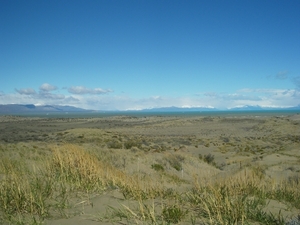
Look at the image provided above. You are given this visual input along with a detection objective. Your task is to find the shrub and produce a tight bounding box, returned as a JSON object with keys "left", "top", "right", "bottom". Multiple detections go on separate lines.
{"left": 162, "top": 204, "right": 187, "bottom": 224}
{"left": 203, "top": 153, "right": 215, "bottom": 164}
{"left": 198, "top": 154, "right": 203, "bottom": 160}
{"left": 151, "top": 164, "right": 164, "bottom": 172}
{"left": 107, "top": 141, "right": 122, "bottom": 149}
{"left": 124, "top": 139, "right": 141, "bottom": 149}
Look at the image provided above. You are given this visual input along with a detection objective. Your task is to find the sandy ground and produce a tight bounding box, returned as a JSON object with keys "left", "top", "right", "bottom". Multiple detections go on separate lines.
{"left": 0, "top": 114, "right": 300, "bottom": 224}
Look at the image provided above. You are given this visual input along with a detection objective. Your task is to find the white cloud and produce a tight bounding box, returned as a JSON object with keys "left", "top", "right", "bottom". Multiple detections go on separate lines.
{"left": 238, "top": 88, "right": 277, "bottom": 93}
{"left": 68, "top": 86, "right": 112, "bottom": 95}
{"left": 0, "top": 92, "right": 79, "bottom": 107}
{"left": 234, "top": 88, "right": 300, "bottom": 108}
{"left": 15, "top": 88, "right": 36, "bottom": 95}
{"left": 40, "top": 83, "right": 58, "bottom": 92}
{"left": 39, "top": 92, "right": 65, "bottom": 100}
{"left": 1, "top": 83, "right": 300, "bottom": 110}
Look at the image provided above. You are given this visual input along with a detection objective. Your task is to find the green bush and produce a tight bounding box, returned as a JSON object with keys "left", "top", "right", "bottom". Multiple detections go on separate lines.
{"left": 124, "top": 139, "right": 141, "bottom": 149}
{"left": 203, "top": 153, "right": 215, "bottom": 164}
{"left": 162, "top": 204, "right": 187, "bottom": 224}
{"left": 151, "top": 164, "right": 164, "bottom": 172}
{"left": 107, "top": 141, "right": 122, "bottom": 149}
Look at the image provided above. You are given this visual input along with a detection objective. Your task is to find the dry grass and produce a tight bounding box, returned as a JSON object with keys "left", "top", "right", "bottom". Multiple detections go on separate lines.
{"left": 1, "top": 143, "right": 300, "bottom": 224}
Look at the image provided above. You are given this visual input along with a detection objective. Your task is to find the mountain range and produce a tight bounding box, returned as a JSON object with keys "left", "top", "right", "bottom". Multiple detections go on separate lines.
{"left": 0, "top": 104, "right": 300, "bottom": 114}
{"left": 0, "top": 104, "right": 89, "bottom": 113}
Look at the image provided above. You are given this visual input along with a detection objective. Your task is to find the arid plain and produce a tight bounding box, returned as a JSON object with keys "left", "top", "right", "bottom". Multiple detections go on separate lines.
{"left": 0, "top": 114, "right": 300, "bottom": 225}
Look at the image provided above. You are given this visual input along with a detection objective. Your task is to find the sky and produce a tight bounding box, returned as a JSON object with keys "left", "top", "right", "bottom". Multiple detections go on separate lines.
{"left": 1, "top": 0, "right": 300, "bottom": 110}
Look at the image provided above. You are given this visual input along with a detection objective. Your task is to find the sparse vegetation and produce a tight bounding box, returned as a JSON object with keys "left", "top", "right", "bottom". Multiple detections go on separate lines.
{"left": 2, "top": 143, "right": 300, "bottom": 225}
{"left": 1, "top": 115, "right": 300, "bottom": 224}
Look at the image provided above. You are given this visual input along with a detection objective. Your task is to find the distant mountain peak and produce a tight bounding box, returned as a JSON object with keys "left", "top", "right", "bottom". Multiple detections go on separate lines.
{"left": 0, "top": 104, "right": 88, "bottom": 114}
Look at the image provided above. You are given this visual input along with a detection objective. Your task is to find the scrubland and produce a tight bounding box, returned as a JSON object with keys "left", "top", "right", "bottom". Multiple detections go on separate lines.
{"left": 0, "top": 114, "right": 300, "bottom": 225}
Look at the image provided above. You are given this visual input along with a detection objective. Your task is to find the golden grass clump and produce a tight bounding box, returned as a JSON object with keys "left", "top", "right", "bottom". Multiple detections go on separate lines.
{"left": 49, "top": 144, "right": 165, "bottom": 200}
{"left": 187, "top": 168, "right": 284, "bottom": 225}
{"left": 0, "top": 157, "right": 55, "bottom": 224}
{"left": 50, "top": 144, "right": 107, "bottom": 191}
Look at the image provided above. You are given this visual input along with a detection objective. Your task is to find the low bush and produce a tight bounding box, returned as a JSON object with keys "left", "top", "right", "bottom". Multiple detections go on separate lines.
{"left": 203, "top": 153, "right": 215, "bottom": 164}
{"left": 151, "top": 163, "right": 164, "bottom": 172}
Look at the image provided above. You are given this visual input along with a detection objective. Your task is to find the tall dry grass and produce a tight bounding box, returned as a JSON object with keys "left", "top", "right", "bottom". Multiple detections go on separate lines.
{"left": 49, "top": 144, "right": 166, "bottom": 200}
{"left": 0, "top": 156, "right": 56, "bottom": 224}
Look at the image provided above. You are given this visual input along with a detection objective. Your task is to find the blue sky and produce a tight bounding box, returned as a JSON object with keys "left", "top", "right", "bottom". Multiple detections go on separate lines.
{"left": 1, "top": 0, "right": 300, "bottom": 110}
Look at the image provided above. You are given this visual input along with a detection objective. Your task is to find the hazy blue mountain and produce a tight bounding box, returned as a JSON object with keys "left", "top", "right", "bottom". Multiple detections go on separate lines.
{"left": 0, "top": 104, "right": 88, "bottom": 113}
{"left": 1, "top": 104, "right": 299, "bottom": 114}
{"left": 137, "top": 105, "right": 300, "bottom": 112}
{"left": 138, "top": 106, "right": 218, "bottom": 112}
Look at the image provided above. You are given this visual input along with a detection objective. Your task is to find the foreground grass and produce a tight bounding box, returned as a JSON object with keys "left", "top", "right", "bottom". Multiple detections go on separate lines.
{"left": 0, "top": 143, "right": 300, "bottom": 225}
